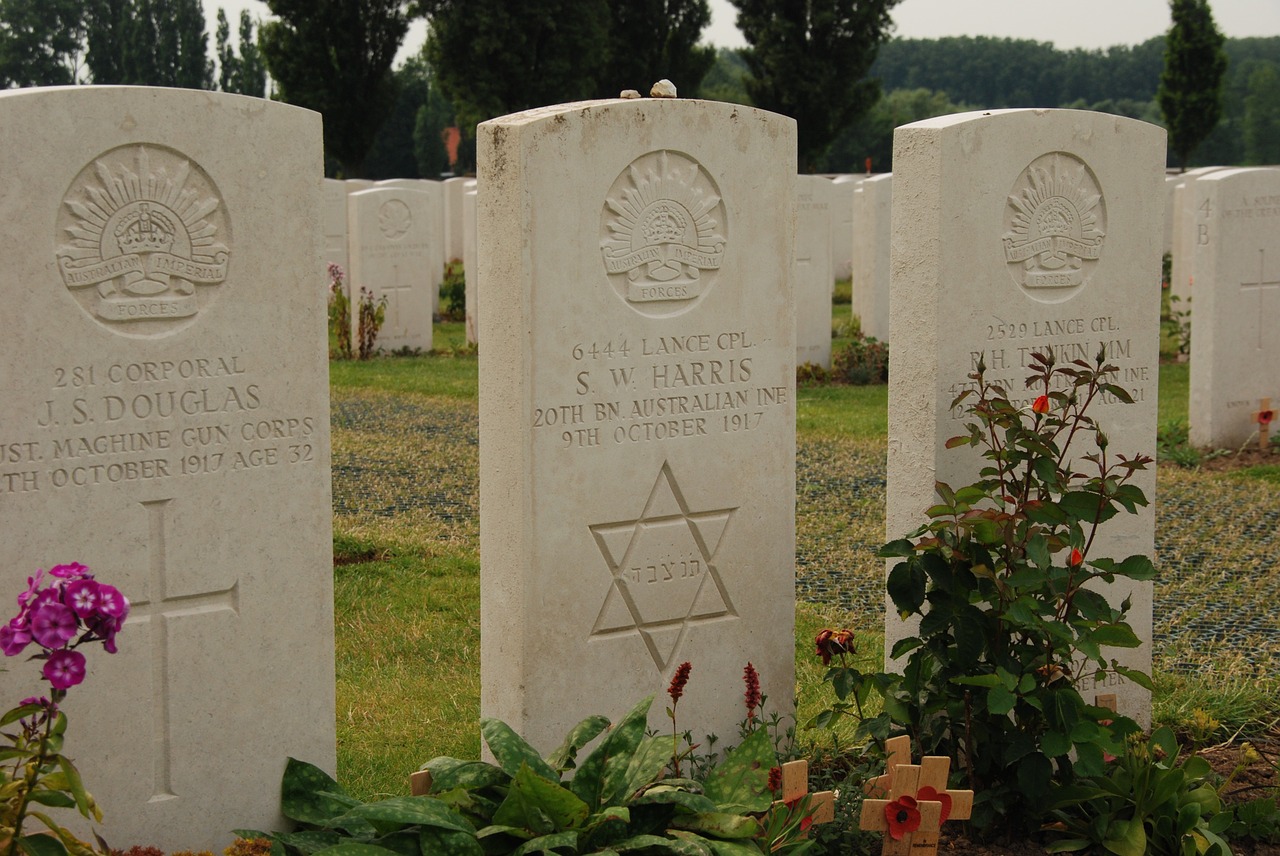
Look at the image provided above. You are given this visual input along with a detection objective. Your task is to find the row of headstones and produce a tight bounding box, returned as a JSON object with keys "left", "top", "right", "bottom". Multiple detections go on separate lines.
{"left": 323, "top": 175, "right": 479, "bottom": 352}
{"left": 1166, "top": 166, "right": 1280, "bottom": 448}
{"left": 2, "top": 85, "right": 1164, "bottom": 853}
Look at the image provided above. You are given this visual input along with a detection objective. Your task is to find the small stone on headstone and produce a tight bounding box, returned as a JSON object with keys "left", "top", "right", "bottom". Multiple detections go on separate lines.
{"left": 650, "top": 79, "right": 677, "bottom": 98}
{"left": 620, "top": 89, "right": 641, "bottom": 99}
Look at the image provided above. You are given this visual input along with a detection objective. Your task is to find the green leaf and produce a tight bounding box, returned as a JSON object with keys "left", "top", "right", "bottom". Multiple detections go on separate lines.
{"left": 1058, "top": 491, "right": 1102, "bottom": 522}
{"left": 886, "top": 561, "right": 926, "bottom": 613}
{"left": 702, "top": 727, "right": 775, "bottom": 813}
{"left": 311, "top": 846, "right": 403, "bottom": 856}
{"left": 0, "top": 703, "right": 45, "bottom": 728}
{"left": 950, "top": 674, "right": 1001, "bottom": 688}
{"left": 670, "top": 812, "right": 760, "bottom": 839}
{"left": 1113, "top": 555, "right": 1157, "bottom": 581}
{"left": 878, "top": 539, "right": 916, "bottom": 558}
{"left": 987, "top": 686, "right": 1015, "bottom": 715}
{"left": 493, "top": 763, "right": 591, "bottom": 834}
{"left": 511, "top": 830, "right": 578, "bottom": 855}
{"left": 417, "top": 827, "right": 484, "bottom": 856}
{"left": 17, "top": 834, "right": 69, "bottom": 856}
{"left": 1112, "top": 667, "right": 1154, "bottom": 691}
{"left": 277, "top": 831, "right": 343, "bottom": 854}
{"left": 481, "top": 719, "right": 560, "bottom": 782}
{"left": 1102, "top": 817, "right": 1146, "bottom": 856}
{"left": 418, "top": 757, "right": 508, "bottom": 793}
{"left": 1044, "top": 838, "right": 1094, "bottom": 853}
{"left": 26, "top": 790, "right": 76, "bottom": 809}
{"left": 1041, "top": 730, "right": 1072, "bottom": 758}
{"left": 281, "top": 757, "right": 365, "bottom": 826}
{"left": 57, "top": 755, "right": 95, "bottom": 819}
{"left": 630, "top": 786, "right": 716, "bottom": 813}
{"left": 617, "top": 736, "right": 670, "bottom": 800}
{"left": 572, "top": 696, "right": 652, "bottom": 809}
{"left": 1089, "top": 624, "right": 1140, "bottom": 648}
{"left": 609, "top": 834, "right": 695, "bottom": 853}
{"left": 545, "top": 715, "right": 611, "bottom": 772}
{"left": 335, "top": 795, "right": 476, "bottom": 832}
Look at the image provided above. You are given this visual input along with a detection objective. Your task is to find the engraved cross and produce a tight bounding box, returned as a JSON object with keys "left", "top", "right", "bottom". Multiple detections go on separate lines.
{"left": 1240, "top": 249, "right": 1280, "bottom": 349}
{"left": 383, "top": 263, "right": 414, "bottom": 336}
{"left": 127, "top": 498, "right": 240, "bottom": 802}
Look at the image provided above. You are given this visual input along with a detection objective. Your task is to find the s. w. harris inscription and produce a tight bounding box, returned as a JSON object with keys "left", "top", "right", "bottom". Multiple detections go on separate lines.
{"left": 56, "top": 144, "right": 231, "bottom": 335}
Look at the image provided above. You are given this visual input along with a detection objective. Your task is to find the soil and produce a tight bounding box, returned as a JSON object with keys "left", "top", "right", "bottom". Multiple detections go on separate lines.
{"left": 921, "top": 726, "right": 1280, "bottom": 854}
{"left": 1191, "top": 443, "right": 1280, "bottom": 474}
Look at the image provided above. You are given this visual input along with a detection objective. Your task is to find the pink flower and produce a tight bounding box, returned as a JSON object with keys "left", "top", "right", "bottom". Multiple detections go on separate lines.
{"left": 49, "top": 563, "right": 90, "bottom": 580}
{"left": 42, "top": 649, "right": 86, "bottom": 690}
{"left": 65, "top": 579, "right": 100, "bottom": 618}
{"left": 94, "top": 585, "right": 128, "bottom": 619}
{"left": 0, "top": 620, "right": 32, "bottom": 656}
{"left": 30, "top": 603, "right": 78, "bottom": 649}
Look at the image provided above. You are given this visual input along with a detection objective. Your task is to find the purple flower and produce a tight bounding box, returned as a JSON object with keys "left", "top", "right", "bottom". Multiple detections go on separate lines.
{"left": 95, "top": 585, "right": 128, "bottom": 619}
{"left": 87, "top": 613, "right": 126, "bottom": 654}
{"left": 65, "top": 579, "right": 100, "bottom": 618}
{"left": 30, "top": 603, "right": 78, "bottom": 649}
{"left": 16, "top": 570, "right": 45, "bottom": 610}
{"left": 49, "top": 563, "right": 90, "bottom": 580}
{"left": 42, "top": 649, "right": 86, "bottom": 689}
{"left": 0, "top": 620, "right": 32, "bottom": 656}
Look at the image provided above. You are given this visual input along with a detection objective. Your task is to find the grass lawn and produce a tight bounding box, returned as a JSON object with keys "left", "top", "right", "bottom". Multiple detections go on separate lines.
{"left": 328, "top": 327, "right": 1279, "bottom": 803}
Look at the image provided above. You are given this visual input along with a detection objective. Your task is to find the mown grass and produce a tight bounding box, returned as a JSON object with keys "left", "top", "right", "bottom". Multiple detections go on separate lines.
{"left": 330, "top": 313, "right": 1280, "bottom": 803}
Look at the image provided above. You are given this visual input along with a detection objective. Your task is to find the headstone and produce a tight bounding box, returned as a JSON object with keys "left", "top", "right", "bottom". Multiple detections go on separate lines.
{"left": 376, "top": 179, "right": 445, "bottom": 311}
{"left": 830, "top": 175, "right": 861, "bottom": 281}
{"left": 322, "top": 178, "right": 349, "bottom": 273}
{"left": 0, "top": 86, "right": 334, "bottom": 850}
{"left": 796, "top": 175, "right": 833, "bottom": 369}
{"left": 444, "top": 176, "right": 470, "bottom": 264}
{"left": 1163, "top": 174, "right": 1180, "bottom": 258}
{"left": 851, "top": 184, "right": 868, "bottom": 333}
{"left": 858, "top": 174, "right": 892, "bottom": 342}
{"left": 886, "top": 109, "right": 1164, "bottom": 724}
{"left": 347, "top": 187, "right": 439, "bottom": 353}
{"left": 463, "top": 182, "right": 478, "bottom": 344}
{"left": 478, "top": 98, "right": 797, "bottom": 753}
{"left": 1170, "top": 166, "right": 1229, "bottom": 305}
{"left": 1188, "top": 167, "right": 1280, "bottom": 448}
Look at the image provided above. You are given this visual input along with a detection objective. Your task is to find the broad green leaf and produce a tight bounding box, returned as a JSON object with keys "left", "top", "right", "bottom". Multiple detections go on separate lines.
{"left": 277, "top": 831, "right": 342, "bottom": 854}
{"left": 335, "top": 795, "right": 475, "bottom": 832}
{"left": 546, "top": 715, "right": 611, "bottom": 772}
{"left": 987, "top": 686, "right": 1015, "bottom": 716}
{"left": 630, "top": 786, "right": 716, "bottom": 813}
{"left": 281, "top": 758, "right": 365, "bottom": 826}
{"left": 1101, "top": 818, "right": 1146, "bottom": 856}
{"left": 1044, "top": 838, "right": 1094, "bottom": 853}
{"left": 0, "top": 703, "right": 44, "bottom": 728}
{"left": 26, "top": 790, "right": 76, "bottom": 809}
{"left": 17, "top": 834, "right": 69, "bottom": 856}
{"left": 311, "top": 845, "right": 402, "bottom": 856}
{"left": 702, "top": 727, "right": 775, "bottom": 813}
{"left": 670, "top": 811, "right": 760, "bottom": 839}
{"left": 1057, "top": 491, "right": 1102, "bottom": 522}
{"left": 877, "top": 539, "right": 916, "bottom": 558}
{"left": 610, "top": 834, "right": 697, "bottom": 853}
{"left": 512, "top": 830, "right": 578, "bottom": 855}
{"left": 1041, "top": 730, "right": 1071, "bottom": 758}
{"left": 56, "top": 756, "right": 96, "bottom": 820}
{"left": 1090, "top": 624, "right": 1140, "bottom": 648}
{"left": 482, "top": 719, "right": 560, "bottom": 782}
{"left": 494, "top": 763, "right": 591, "bottom": 834}
{"left": 417, "top": 827, "right": 483, "bottom": 856}
{"left": 886, "top": 562, "right": 925, "bottom": 614}
{"left": 418, "top": 757, "right": 508, "bottom": 793}
{"left": 572, "top": 696, "right": 652, "bottom": 809}
{"left": 950, "top": 673, "right": 1001, "bottom": 688}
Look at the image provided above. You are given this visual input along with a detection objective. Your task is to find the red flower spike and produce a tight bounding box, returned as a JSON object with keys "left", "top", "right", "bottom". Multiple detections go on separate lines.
{"left": 767, "top": 766, "right": 782, "bottom": 795}
{"left": 1032, "top": 394, "right": 1050, "bottom": 414}
{"left": 916, "top": 786, "right": 952, "bottom": 824}
{"left": 743, "top": 662, "right": 762, "bottom": 720}
{"left": 884, "top": 795, "right": 921, "bottom": 840}
{"left": 668, "top": 662, "right": 692, "bottom": 705}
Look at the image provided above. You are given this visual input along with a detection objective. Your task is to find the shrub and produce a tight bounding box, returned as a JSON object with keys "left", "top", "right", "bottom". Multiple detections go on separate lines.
{"left": 356, "top": 287, "right": 388, "bottom": 361}
{"left": 438, "top": 260, "right": 465, "bottom": 322}
{"left": 326, "top": 264, "right": 352, "bottom": 360}
{"left": 831, "top": 338, "right": 888, "bottom": 385}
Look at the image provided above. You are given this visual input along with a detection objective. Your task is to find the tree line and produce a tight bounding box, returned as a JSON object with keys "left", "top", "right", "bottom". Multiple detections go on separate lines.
{"left": 3, "top": 0, "right": 1271, "bottom": 177}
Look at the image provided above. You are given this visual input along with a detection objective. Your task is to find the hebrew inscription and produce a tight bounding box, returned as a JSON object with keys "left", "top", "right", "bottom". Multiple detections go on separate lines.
{"left": 1003, "top": 152, "right": 1106, "bottom": 301}
{"left": 601, "top": 151, "right": 727, "bottom": 317}
{"left": 56, "top": 145, "right": 231, "bottom": 335}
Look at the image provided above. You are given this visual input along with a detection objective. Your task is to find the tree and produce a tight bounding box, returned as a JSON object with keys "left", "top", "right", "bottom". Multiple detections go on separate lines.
{"left": 364, "top": 55, "right": 431, "bottom": 178}
{"left": 821, "top": 86, "right": 972, "bottom": 172}
{"left": 217, "top": 8, "right": 267, "bottom": 96}
{"left": 601, "top": 0, "right": 716, "bottom": 97}
{"left": 85, "top": 0, "right": 213, "bottom": 88}
{"left": 259, "top": 0, "right": 411, "bottom": 177}
{"left": 698, "top": 47, "right": 750, "bottom": 104}
{"left": 1243, "top": 60, "right": 1280, "bottom": 165}
{"left": 729, "top": 0, "right": 902, "bottom": 171}
{"left": 0, "top": 0, "right": 86, "bottom": 87}
{"left": 1158, "top": 0, "right": 1227, "bottom": 171}
{"left": 417, "top": 0, "right": 609, "bottom": 137}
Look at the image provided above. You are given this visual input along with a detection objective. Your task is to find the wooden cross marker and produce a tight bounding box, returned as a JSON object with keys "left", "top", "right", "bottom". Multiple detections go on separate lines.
{"left": 860, "top": 735, "right": 974, "bottom": 855}
{"left": 771, "top": 758, "right": 836, "bottom": 829}
{"left": 1253, "top": 397, "right": 1274, "bottom": 451}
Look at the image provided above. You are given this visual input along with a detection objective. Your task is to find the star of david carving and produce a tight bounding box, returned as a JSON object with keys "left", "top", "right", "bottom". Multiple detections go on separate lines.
{"left": 589, "top": 461, "right": 738, "bottom": 672}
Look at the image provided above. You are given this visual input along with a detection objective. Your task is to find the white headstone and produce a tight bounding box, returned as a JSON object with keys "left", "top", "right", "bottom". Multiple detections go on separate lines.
{"left": 348, "top": 187, "right": 439, "bottom": 353}
{"left": 858, "top": 173, "right": 892, "bottom": 342}
{"left": 830, "top": 175, "right": 860, "bottom": 281}
{"left": 0, "top": 86, "right": 334, "bottom": 850}
{"left": 444, "top": 176, "right": 470, "bottom": 265}
{"left": 479, "top": 98, "right": 797, "bottom": 752}
{"left": 1170, "top": 166, "right": 1229, "bottom": 305}
{"left": 463, "top": 183, "right": 478, "bottom": 344}
{"left": 376, "top": 179, "right": 445, "bottom": 311}
{"left": 796, "top": 175, "right": 833, "bottom": 369}
{"left": 887, "top": 109, "right": 1164, "bottom": 724}
{"left": 1188, "top": 168, "right": 1280, "bottom": 448}
{"left": 323, "top": 178, "right": 349, "bottom": 273}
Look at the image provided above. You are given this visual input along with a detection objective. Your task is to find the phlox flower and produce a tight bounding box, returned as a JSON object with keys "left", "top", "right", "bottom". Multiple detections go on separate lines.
{"left": 95, "top": 584, "right": 128, "bottom": 619}
{"left": 30, "top": 603, "right": 78, "bottom": 649}
{"left": 42, "top": 649, "right": 86, "bottom": 690}
{"left": 65, "top": 579, "right": 100, "bottom": 618}
{"left": 0, "top": 620, "right": 32, "bottom": 656}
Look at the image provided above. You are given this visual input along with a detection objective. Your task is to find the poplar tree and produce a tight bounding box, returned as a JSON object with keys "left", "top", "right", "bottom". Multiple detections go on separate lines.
{"left": 0, "top": 0, "right": 86, "bottom": 86}
{"left": 601, "top": 0, "right": 716, "bottom": 97}
{"left": 85, "top": 0, "right": 213, "bottom": 89}
{"left": 729, "top": 0, "right": 902, "bottom": 172}
{"left": 1158, "top": 0, "right": 1227, "bottom": 171}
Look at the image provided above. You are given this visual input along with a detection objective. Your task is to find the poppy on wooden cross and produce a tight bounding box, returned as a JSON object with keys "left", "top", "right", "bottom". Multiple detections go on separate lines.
{"left": 859, "top": 735, "right": 974, "bottom": 856}
{"left": 1253, "top": 397, "right": 1274, "bottom": 451}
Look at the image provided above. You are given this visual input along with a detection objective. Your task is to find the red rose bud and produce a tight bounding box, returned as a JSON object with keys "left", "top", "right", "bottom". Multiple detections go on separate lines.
{"left": 1032, "top": 395, "right": 1050, "bottom": 414}
{"left": 1070, "top": 548, "right": 1083, "bottom": 566}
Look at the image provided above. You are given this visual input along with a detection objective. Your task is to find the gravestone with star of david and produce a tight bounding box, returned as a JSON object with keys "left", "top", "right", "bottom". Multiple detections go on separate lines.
{"left": 1188, "top": 168, "right": 1280, "bottom": 449}
{"left": 478, "top": 98, "right": 797, "bottom": 753}
{"left": 0, "top": 87, "right": 334, "bottom": 851}
{"left": 348, "top": 187, "right": 439, "bottom": 353}
{"left": 886, "top": 110, "right": 1165, "bottom": 725}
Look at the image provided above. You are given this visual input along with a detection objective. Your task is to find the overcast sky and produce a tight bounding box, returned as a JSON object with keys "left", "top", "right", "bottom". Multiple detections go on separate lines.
{"left": 208, "top": 0, "right": 1280, "bottom": 61}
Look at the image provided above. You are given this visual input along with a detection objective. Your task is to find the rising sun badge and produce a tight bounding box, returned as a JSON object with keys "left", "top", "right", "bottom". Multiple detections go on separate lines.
{"left": 1002, "top": 151, "right": 1106, "bottom": 298}
{"left": 56, "top": 144, "right": 231, "bottom": 336}
{"left": 600, "top": 150, "right": 727, "bottom": 317}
